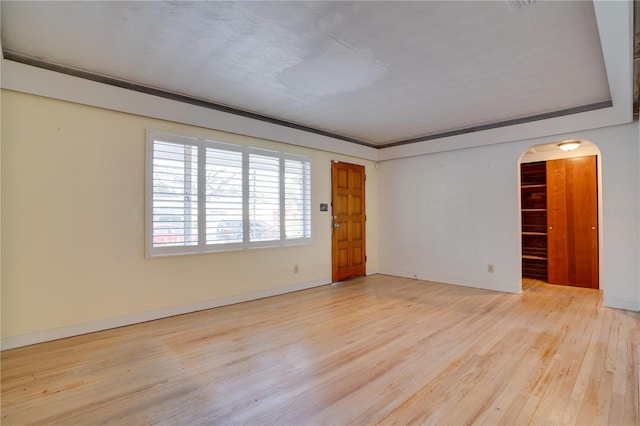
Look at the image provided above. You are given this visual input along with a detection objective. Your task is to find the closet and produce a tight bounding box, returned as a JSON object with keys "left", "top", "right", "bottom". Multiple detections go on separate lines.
{"left": 521, "top": 155, "right": 598, "bottom": 289}
{"left": 521, "top": 162, "right": 548, "bottom": 280}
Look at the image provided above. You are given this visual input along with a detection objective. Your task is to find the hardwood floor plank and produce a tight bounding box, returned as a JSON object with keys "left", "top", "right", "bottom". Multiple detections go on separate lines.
{"left": 1, "top": 275, "right": 638, "bottom": 425}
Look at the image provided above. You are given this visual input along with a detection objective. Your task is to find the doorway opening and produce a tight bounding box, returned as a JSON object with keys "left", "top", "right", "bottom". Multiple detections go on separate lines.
{"left": 518, "top": 140, "right": 603, "bottom": 290}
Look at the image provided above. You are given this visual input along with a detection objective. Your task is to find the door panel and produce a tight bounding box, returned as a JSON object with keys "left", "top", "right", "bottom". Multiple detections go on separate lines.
{"left": 350, "top": 194, "right": 363, "bottom": 215}
{"left": 547, "top": 156, "right": 598, "bottom": 288}
{"left": 547, "top": 160, "right": 569, "bottom": 284}
{"left": 570, "top": 157, "right": 598, "bottom": 288}
{"left": 332, "top": 162, "right": 366, "bottom": 282}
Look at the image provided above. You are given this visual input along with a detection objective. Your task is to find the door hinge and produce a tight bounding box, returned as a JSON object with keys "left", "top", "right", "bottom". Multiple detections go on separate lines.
{"left": 365, "top": 255, "right": 368, "bottom": 262}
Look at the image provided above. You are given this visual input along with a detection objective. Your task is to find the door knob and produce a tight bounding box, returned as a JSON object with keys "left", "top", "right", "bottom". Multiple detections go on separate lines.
{"left": 333, "top": 223, "right": 340, "bottom": 228}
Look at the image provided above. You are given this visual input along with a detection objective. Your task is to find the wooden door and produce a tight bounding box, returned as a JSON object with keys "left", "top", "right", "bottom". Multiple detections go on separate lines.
{"left": 331, "top": 161, "right": 366, "bottom": 282}
{"left": 547, "top": 156, "right": 598, "bottom": 288}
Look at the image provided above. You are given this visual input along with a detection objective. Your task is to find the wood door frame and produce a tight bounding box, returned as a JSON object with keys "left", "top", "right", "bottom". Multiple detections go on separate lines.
{"left": 518, "top": 143, "right": 604, "bottom": 292}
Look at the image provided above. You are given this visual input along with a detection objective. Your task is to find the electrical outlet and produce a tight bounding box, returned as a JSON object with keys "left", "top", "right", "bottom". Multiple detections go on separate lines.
{"left": 488, "top": 264, "right": 495, "bottom": 273}
{"left": 294, "top": 265, "right": 299, "bottom": 273}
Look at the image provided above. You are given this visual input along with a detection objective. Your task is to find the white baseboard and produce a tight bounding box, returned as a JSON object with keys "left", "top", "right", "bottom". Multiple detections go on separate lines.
{"left": 379, "top": 269, "right": 521, "bottom": 294}
{"left": 1, "top": 278, "right": 331, "bottom": 351}
{"left": 603, "top": 297, "right": 640, "bottom": 312}
{"left": 424, "top": 276, "right": 521, "bottom": 294}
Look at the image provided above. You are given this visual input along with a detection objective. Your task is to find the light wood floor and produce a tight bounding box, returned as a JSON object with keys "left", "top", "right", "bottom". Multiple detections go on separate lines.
{"left": 2, "top": 275, "right": 638, "bottom": 425}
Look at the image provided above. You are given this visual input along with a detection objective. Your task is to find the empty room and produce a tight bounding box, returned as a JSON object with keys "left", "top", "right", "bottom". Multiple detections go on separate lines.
{"left": 1, "top": 1, "right": 639, "bottom": 425}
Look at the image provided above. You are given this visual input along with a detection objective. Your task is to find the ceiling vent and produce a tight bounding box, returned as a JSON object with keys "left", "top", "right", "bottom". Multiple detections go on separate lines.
{"left": 506, "top": 0, "right": 536, "bottom": 12}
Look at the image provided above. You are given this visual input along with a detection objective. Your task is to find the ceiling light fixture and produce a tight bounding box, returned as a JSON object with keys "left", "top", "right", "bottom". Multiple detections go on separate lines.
{"left": 558, "top": 140, "right": 581, "bottom": 151}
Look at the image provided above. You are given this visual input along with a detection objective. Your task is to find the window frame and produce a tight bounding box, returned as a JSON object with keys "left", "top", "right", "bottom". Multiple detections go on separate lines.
{"left": 146, "top": 130, "right": 312, "bottom": 258}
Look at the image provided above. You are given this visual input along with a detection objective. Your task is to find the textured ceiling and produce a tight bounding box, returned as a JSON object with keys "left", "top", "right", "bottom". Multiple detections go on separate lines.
{"left": 1, "top": 1, "right": 612, "bottom": 147}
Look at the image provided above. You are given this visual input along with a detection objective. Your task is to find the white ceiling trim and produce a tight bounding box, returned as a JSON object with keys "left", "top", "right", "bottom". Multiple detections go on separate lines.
{"left": 0, "top": 59, "right": 378, "bottom": 161}
{"left": 1, "top": 1, "right": 632, "bottom": 163}
{"left": 378, "top": 103, "right": 626, "bottom": 161}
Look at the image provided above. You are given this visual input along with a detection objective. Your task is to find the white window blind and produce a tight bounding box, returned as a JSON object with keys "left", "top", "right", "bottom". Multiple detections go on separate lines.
{"left": 205, "top": 146, "right": 243, "bottom": 244}
{"left": 149, "top": 139, "right": 199, "bottom": 251}
{"left": 146, "top": 131, "right": 312, "bottom": 257}
{"left": 249, "top": 152, "right": 280, "bottom": 242}
{"left": 284, "top": 158, "right": 312, "bottom": 239}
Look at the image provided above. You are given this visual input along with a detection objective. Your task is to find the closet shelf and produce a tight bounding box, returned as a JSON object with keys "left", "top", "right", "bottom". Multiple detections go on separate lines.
{"left": 521, "top": 161, "right": 548, "bottom": 280}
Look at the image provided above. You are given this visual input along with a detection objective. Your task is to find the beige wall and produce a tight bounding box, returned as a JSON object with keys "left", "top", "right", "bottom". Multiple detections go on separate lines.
{"left": 1, "top": 90, "right": 379, "bottom": 339}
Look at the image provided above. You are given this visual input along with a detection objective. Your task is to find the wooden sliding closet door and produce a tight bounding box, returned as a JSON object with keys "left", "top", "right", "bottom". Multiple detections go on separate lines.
{"left": 547, "top": 156, "right": 598, "bottom": 288}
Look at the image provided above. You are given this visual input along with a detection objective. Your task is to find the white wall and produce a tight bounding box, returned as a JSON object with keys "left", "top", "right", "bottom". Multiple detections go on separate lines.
{"left": 379, "top": 122, "right": 639, "bottom": 310}
{"left": 0, "top": 90, "right": 379, "bottom": 348}
{"left": 598, "top": 123, "right": 640, "bottom": 310}
{"left": 378, "top": 139, "right": 524, "bottom": 293}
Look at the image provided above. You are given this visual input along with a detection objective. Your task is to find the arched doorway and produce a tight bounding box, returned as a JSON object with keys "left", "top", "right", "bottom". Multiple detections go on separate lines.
{"left": 518, "top": 140, "right": 603, "bottom": 290}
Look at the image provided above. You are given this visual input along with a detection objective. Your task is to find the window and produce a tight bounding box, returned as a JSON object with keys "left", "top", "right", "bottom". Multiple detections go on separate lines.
{"left": 147, "top": 131, "right": 312, "bottom": 257}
